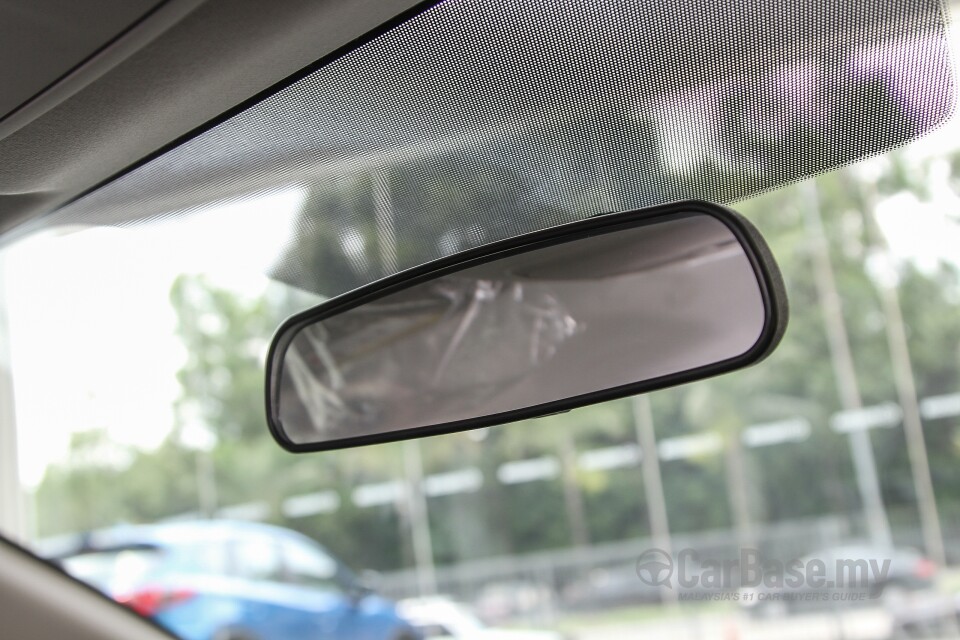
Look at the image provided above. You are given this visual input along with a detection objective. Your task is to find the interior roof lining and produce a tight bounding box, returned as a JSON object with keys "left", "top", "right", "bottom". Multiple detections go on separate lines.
{"left": 58, "top": 0, "right": 444, "bottom": 214}
{"left": 0, "top": 0, "right": 205, "bottom": 141}
{"left": 0, "top": 0, "right": 427, "bottom": 236}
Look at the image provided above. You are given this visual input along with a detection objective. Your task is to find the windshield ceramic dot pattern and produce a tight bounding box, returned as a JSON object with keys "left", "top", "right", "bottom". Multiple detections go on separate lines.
{"left": 29, "top": 0, "right": 954, "bottom": 297}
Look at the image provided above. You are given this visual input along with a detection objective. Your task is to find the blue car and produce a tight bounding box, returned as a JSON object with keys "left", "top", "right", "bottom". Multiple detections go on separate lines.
{"left": 42, "top": 520, "right": 419, "bottom": 640}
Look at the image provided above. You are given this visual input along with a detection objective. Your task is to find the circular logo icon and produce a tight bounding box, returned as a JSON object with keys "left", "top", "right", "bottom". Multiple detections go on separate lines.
{"left": 636, "top": 548, "right": 674, "bottom": 587}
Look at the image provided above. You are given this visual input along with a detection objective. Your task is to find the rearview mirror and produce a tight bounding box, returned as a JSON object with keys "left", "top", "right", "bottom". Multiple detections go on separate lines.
{"left": 266, "top": 201, "right": 787, "bottom": 452}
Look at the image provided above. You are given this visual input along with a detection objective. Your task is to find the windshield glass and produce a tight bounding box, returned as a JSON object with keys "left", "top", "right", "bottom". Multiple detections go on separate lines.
{"left": 4, "top": 123, "right": 960, "bottom": 639}
{"left": 2, "top": 2, "right": 960, "bottom": 640}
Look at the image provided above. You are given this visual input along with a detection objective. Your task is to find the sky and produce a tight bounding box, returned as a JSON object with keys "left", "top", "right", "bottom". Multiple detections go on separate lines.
{"left": 2, "top": 189, "right": 303, "bottom": 486}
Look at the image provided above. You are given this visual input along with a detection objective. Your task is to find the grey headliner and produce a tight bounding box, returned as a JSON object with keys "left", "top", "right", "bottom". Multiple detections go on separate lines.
{"left": 0, "top": 0, "right": 163, "bottom": 120}
{"left": 0, "top": 0, "right": 423, "bottom": 235}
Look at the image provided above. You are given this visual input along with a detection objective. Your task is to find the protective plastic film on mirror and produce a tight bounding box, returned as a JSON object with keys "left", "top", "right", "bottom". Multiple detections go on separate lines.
{"left": 272, "top": 212, "right": 769, "bottom": 446}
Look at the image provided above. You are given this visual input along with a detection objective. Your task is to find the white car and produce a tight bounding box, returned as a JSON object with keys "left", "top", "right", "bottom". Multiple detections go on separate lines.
{"left": 398, "top": 597, "right": 567, "bottom": 640}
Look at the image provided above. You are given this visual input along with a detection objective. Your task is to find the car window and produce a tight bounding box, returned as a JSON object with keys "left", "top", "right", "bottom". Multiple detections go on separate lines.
{"left": 61, "top": 548, "right": 163, "bottom": 594}
{"left": 231, "top": 537, "right": 284, "bottom": 583}
{"left": 172, "top": 541, "right": 232, "bottom": 576}
{"left": 280, "top": 538, "right": 341, "bottom": 591}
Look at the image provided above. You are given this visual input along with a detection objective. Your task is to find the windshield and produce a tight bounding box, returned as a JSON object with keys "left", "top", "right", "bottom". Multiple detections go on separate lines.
{"left": 2, "top": 2, "right": 960, "bottom": 640}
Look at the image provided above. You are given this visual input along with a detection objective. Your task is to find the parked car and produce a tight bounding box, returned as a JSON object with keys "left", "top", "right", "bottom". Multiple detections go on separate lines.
{"left": 561, "top": 564, "right": 662, "bottom": 609}
{"left": 40, "top": 520, "right": 419, "bottom": 640}
{"left": 742, "top": 545, "right": 938, "bottom": 618}
{"left": 398, "top": 596, "right": 564, "bottom": 640}
{"left": 472, "top": 580, "right": 557, "bottom": 623}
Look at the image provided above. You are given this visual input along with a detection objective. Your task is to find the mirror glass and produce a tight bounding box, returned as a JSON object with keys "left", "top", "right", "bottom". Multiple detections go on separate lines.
{"left": 269, "top": 210, "right": 778, "bottom": 448}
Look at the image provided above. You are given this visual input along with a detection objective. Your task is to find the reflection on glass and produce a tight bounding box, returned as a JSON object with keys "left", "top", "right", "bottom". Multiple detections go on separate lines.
{"left": 275, "top": 213, "right": 767, "bottom": 445}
